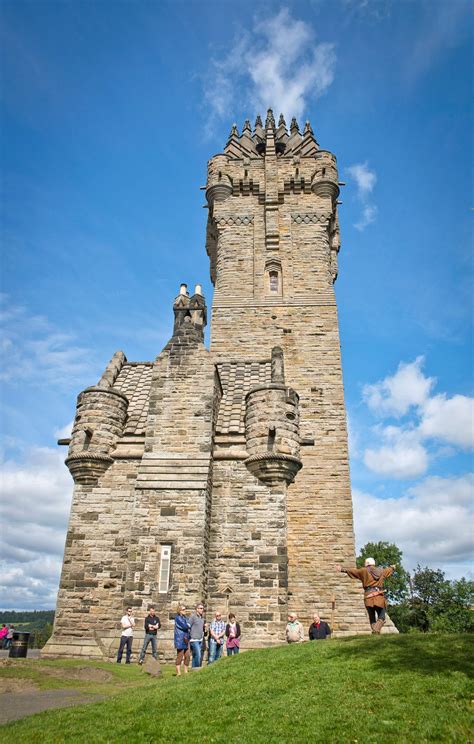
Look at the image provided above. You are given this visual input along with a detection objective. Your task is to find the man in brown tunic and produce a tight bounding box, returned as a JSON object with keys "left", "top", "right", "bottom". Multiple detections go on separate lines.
{"left": 337, "top": 558, "right": 395, "bottom": 633}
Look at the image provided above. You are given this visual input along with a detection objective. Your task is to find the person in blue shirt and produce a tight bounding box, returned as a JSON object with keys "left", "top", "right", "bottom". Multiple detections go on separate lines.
{"left": 174, "top": 604, "right": 191, "bottom": 676}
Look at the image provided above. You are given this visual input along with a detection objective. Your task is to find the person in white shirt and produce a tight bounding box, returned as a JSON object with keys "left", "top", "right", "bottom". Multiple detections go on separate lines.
{"left": 117, "top": 606, "right": 135, "bottom": 663}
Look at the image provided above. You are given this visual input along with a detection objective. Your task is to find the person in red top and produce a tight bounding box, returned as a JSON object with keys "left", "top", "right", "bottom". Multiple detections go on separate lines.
{"left": 337, "top": 557, "right": 395, "bottom": 634}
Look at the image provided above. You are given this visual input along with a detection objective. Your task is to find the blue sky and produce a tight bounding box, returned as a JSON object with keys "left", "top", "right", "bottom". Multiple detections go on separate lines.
{"left": 0, "top": 0, "right": 472, "bottom": 609}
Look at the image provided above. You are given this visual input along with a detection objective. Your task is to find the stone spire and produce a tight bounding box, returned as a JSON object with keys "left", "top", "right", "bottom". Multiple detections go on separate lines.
{"left": 275, "top": 114, "right": 289, "bottom": 154}
{"left": 224, "top": 123, "right": 243, "bottom": 157}
{"left": 240, "top": 118, "right": 258, "bottom": 155}
{"left": 285, "top": 117, "right": 303, "bottom": 155}
{"left": 265, "top": 108, "right": 276, "bottom": 130}
{"left": 253, "top": 115, "right": 265, "bottom": 154}
{"left": 300, "top": 119, "right": 319, "bottom": 156}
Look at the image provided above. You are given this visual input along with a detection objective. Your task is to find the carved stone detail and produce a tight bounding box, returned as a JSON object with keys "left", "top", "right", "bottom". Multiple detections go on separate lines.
{"left": 291, "top": 213, "right": 331, "bottom": 224}
{"left": 215, "top": 215, "right": 254, "bottom": 226}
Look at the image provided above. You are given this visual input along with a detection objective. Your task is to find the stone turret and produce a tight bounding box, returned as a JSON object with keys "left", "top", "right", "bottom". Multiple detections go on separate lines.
{"left": 312, "top": 150, "right": 339, "bottom": 202}
{"left": 244, "top": 347, "right": 302, "bottom": 486}
{"left": 65, "top": 351, "right": 129, "bottom": 484}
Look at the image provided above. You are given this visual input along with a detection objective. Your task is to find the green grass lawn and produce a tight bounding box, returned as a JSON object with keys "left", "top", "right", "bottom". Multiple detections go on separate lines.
{"left": 1, "top": 634, "right": 472, "bottom": 743}
{"left": 0, "top": 657, "right": 170, "bottom": 696}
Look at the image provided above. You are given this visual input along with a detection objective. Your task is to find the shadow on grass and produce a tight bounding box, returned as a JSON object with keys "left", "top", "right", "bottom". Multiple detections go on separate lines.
{"left": 332, "top": 634, "right": 473, "bottom": 677}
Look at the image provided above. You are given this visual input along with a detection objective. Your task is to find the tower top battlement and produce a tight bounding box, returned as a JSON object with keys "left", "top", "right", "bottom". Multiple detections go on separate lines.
{"left": 223, "top": 109, "right": 319, "bottom": 159}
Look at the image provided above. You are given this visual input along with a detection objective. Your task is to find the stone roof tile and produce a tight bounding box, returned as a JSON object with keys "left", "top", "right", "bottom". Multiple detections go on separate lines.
{"left": 216, "top": 360, "right": 271, "bottom": 434}
{"left": 113, "top": 363, "right": 153, "bottom": 435}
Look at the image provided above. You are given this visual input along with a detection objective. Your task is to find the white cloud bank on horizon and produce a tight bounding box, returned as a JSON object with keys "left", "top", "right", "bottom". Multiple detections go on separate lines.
{"left": 361, "top": 357, "right": 473, "bottom": 479}
{"left": 353, "top": 474, "right": 474, "bottom": 578}
{"left": 204, "top": 8, "right": 336, "bottom": 124}
{"left": 0, "top": 446, "right": 72, "bottom": 610}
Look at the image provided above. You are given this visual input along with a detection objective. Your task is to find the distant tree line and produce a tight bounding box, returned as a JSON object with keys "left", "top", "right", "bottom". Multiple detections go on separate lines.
{"left": 0, "top": 610, "right": 55, "bottom": 648}
{"left": 357, "top": 542, "right": 473, "bottom": 633}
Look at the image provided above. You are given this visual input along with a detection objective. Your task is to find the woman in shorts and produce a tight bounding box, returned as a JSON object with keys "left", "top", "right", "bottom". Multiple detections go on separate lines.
{"left": 174, "top": 604, "right": 191, "bottom": 676}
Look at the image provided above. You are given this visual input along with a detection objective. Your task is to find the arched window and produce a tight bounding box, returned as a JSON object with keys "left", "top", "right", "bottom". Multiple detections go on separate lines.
{"left": 265, "top": 259, "right": 283, "bottom": 297}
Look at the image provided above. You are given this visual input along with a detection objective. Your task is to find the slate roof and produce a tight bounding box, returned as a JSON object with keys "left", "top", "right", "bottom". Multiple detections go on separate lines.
{"left": 113, "top": 363, "right": 153, "bottom": 435}
{"left": 111, "top": 358, "right": 271, "bottom": 438}
{"left": 216, "top": 360, "right": 271, "bottom": 435}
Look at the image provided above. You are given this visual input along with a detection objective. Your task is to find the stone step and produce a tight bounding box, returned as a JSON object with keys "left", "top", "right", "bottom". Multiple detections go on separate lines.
{"left": 141, "top": 453, "right": 210, "bottom": 460}
{"left": 136, "top": 479, "right": 208, "bottom": 490}
{"left": 140, "top": 462, "right": 209, "bottom": 473}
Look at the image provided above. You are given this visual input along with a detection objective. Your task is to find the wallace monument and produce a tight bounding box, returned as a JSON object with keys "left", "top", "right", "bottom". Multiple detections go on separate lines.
{"left": 44, "top": 110, "right": 390, "bottom": 660}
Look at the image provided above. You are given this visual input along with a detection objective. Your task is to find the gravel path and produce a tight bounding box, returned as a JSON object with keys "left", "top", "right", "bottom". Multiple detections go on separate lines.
{"left": 0, "top": 689, "right": 103, "bottom": 724}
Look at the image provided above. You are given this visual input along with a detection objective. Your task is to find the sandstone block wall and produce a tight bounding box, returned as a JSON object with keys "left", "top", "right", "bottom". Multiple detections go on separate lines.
{"left": 45, "top": 112, "right": 395, "bottom": 662}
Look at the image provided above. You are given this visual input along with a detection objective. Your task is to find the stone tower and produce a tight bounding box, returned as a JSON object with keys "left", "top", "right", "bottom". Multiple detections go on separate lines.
{"left": 43, "top": 111, "right": 384, "bottom": 661}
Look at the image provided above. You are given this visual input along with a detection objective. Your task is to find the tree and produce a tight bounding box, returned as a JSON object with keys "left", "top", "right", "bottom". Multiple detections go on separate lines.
{"left": 410, "top": 568, "right": 474, "bottom": 633}
{"left": 357, "top": 541, "right": 409, "bottom": 604}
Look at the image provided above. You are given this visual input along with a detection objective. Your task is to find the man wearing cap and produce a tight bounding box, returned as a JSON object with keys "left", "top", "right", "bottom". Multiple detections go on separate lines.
{"left": 285, "top": 612, "right": 305, "bottom": 643}
{"left": 336, "top": 558, "right": 396, "bottom": 633}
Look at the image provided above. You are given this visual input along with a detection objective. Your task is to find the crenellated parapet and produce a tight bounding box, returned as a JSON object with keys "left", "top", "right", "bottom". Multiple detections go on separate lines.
{"left": 244, "top": 347, "right": 302, "bottom": 486}
{"left": 205, "top": 109, "right": 343, "bottom": 291}
{"left": 65, "top": 350, "right": 129, "bottom": 485}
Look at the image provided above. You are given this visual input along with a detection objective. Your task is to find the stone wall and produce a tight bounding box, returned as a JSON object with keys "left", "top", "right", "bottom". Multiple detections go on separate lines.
{"left": 45, "top": 114, "right": 396, "bottom": 662}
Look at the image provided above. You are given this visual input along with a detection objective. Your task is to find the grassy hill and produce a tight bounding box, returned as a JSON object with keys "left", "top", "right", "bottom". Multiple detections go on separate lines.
{"left": 1, "top": 634, "right": 472, "bottom": 743}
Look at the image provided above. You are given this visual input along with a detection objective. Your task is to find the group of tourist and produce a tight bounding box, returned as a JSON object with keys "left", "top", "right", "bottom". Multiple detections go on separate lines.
{"left": 0, "top": 624, "right": 14, "bottom": 649}
{"left": 116, "top": 604, "right": 330, "bottom": 672}
{"left": 116, "top": 558, "right": 395, "bottom": 671}
{"left": 116, "top": 603, "right": 242, "bottom": 674}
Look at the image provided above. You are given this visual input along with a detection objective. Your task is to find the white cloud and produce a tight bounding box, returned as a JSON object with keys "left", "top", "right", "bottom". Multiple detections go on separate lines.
{"left": 362, "top": 356, "right": 473, "bottom": 450}
{"left": 0, "top": 445, "right": 72, "bottom": 610}
{"left": 204, "top": 8, "right": 336, "bottom": 124}
{"left": 420, "top": 394, "right": 474, "bottom": 449}
{"left": 353, "top": 474, "right": 474, "bottom": 574}
{"left": 360, "top": 357, "right": 473, "bottom": 477}
{"left": 354, "top": 204, "right": 378, "bottom": 231}
{"left": 363, "top": 425, "right": 429, "bottom": 479}
{"left": 346, "top": 161, "right": 378, "bottom": 231}
{"left": 347, "top": 162, "right": 377, "bottom": 197}
{"left": 0, "top": 296, "right": 93, "bottom": 388}
{"left": 363, "top": 356, "right": 435, "bottom": 418}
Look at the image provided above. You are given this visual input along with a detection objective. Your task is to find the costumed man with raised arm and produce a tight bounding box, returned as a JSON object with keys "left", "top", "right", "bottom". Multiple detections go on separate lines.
{"left": 336, "top": 558, "right": 396, "bottom": 634}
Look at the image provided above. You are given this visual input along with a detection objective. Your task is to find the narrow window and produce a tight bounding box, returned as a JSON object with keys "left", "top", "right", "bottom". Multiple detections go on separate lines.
{"left": 158, "top": 545, "right": 171, "bottom": 593}
{"left": 269, "top": 271, "right": 279, "bottom": 293}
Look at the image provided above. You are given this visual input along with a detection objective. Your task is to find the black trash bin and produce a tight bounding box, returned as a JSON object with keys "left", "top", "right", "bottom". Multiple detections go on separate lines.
{"left": 9, "top": 631, "right": 30, "bottom": 658}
